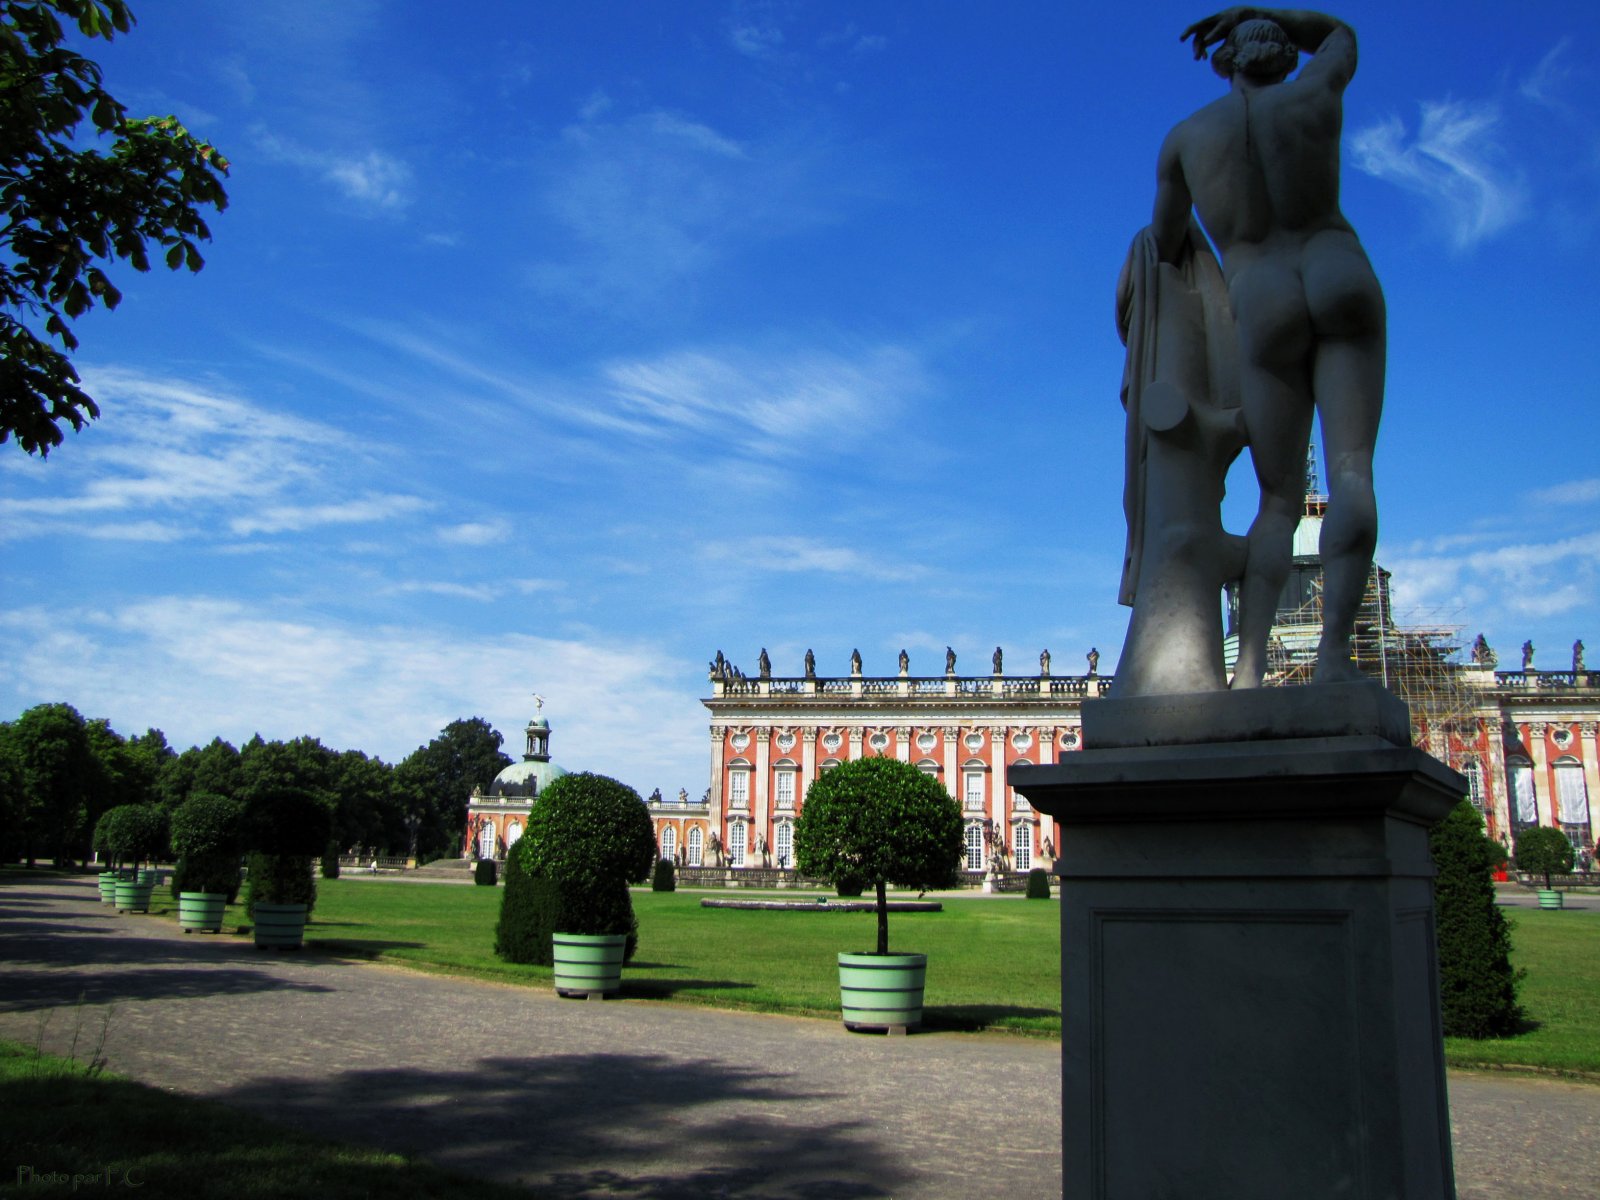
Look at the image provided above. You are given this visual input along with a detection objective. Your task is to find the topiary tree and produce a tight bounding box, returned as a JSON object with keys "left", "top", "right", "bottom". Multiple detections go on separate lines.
{"left": 243, "top": 782, "right": 334, "bottom": 918}
{"left": 1514, "top": 826, "right": 1575, "bottom": 890}
{"left": 496, "top": 772, "right": 656, "bottom": 964}
{"left": 651, "top": 858, "right": 675, "bottom": 892}
{"left": 474, "top": 857, "right": 498, "bottom": 887}
{"left": 168, "top": 791, "right": 244, "bottom": 902}
{"left": 795, "top": 756, "right": 963, "bottom": 955}
{"left": 1430, "top": 801, "right": 1522, "bottom": 1038}
{"left": 1025, "top": 867, "right": 1052, "bottom": 899}
{"left": 92, "top": 802, "right": 166, "bottom": 870}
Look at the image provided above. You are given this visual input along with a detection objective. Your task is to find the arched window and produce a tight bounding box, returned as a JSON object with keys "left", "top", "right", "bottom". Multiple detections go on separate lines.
{"left": 728, "top": 821, "right": 747, "bottom": 867}
{"left": 727, "top": 759, "right": 751, "bottom": 809}
{"left": 1461, "top": 759, "right": 1484, "bottom": 811}
{"left": 505, "top": 820, "right": 522, "bottom": 849}
{"left": 964, "top": 822, "right": 985, "bottom": 872}
{"left": 687, "top": 826, "right": 703, "bottom": 867}
{"left": 478, "top": 820, "right": 497, "bottom": 860}
{"left": 774, "top": 766, "right": 797, "bottom": 810}
{"left": 660, "top": 825, "right": 677, "bottom": 862}
{"left": 1554, "top": 758, "right": 1590, "bottom": 840}
{"left": 775, "top": 821, "right": 793, "bottom": 869}
{"left": 1507, "top": 758, "right": 1537, "bottom": 826}
{"left": 962, "top": 760, "right": 986, "bottom": 811}
{"left": 1013, "top": 821, "right": 1033, "bottom": 872}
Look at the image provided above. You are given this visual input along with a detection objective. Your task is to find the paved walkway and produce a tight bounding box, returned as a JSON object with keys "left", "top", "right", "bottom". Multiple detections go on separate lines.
{"left": 2, "top": 876, "right": 1596, "bottom": 1198}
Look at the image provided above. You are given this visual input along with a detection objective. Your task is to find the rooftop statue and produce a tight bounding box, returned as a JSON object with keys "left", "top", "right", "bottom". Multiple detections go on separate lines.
{"left": 1111, "top": 8, "right": 1384, "bottom": 698}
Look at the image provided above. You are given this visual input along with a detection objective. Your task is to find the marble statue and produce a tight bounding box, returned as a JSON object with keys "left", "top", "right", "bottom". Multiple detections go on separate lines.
{"left": 1112, "top": 8, "right": 1383, "bottom": 698}
{"left": 1471, "top": 633, "right": 1497, "bottom": 668}
{"left": 804, "top": 648, "right": 816, "bottom": 679}
{"left": 1040, "top": 648, "right": 1051, "bottom": 677}
{"left": 850, "top": 647, "right": 862, "bottom": 675}
{"left": 758, "top": 647, "right": 771, "bottom": 679}
{"left": 1574, "top": 640, "right": 1585, "bottom": 673}
{"left": 1086, "top": 647, "right": 1100, "bottom": 676}
{"left": 1522, "top": 640, "right": 1535, "bottom": 671}
{"left": 898, "top": 648, "right": 910, "bottom": 675}
{"left": 945, "top": 646, "right": 957, "bottom": 674}
{"left": 993, "top": 646, "right": 1004, "bottom": 675}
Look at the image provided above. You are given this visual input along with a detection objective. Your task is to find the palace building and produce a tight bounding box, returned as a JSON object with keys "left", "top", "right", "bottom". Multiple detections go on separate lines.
{"left": 464, "top": 709, "right": 567, "bottom": 861}
{"left": 685, "top": 473, "right": 1598, "bottom": 880}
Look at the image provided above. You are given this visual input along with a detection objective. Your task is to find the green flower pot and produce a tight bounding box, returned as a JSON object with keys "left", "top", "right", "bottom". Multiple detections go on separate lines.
{"left": 178, "top": 892, "right": 227, "bottom": 933}
{"left": 552, "top": 933, "right": 627, "bottom": 998}
{"left": 137, "top": 867, "right": 164, "bottom": 889}
{"left": 97, "top": 872, "right": 120, "bottom": 904}
{"left": 837, "top": 951, "right": 927, "bottom": 1033}
{"left": 253, "top": 903, "right": 308, "bottom": 949}
{"left": 1537, "top": 889, "right": 1564, "bottom": 910}
{"left": 113, "top": 879, "right": 155, "bottom": 913}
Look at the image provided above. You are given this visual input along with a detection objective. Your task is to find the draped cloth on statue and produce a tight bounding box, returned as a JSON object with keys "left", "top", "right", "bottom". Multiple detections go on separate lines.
{"left": 1115, "top": 220, "right": 1239, "bottom": 608}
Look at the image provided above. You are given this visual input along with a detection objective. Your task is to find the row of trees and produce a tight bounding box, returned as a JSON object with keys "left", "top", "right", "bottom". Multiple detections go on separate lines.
{"left": 0, "top": 702, "right": 512, "bottom": 867}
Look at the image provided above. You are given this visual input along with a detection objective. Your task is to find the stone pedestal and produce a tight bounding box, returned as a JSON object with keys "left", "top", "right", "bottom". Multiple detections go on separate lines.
{"left": 1010, "top": 683, "right": 1460, "bottom": 1200}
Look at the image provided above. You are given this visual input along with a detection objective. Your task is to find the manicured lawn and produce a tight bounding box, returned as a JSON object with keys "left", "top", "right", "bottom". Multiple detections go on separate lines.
{"left": 0, "top": 1040, "right": 531, "bottom": 1199}
{"left": 145, "top": 878, "right": 1600, "bottom": 1072}
{"left": 1444, "top": 908, "right": 1600, "bottom": 1076}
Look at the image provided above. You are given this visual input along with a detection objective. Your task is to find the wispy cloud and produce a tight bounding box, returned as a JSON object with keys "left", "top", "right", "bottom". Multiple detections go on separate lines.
{"left": 702, "top": 535, "right": 927, "bottom": 582}
{"left": 229, "top": 493, "right": 432, "bottom": 536}
{"left": 1350, "top": 99, "right": 1527, "bottom": 250}
{"left": 1384, "top": 530, "right": 1600, "bottom": 637}
{"left": 0, "top": 597, "right": 704, "bottom": 795}
{"left": 439, "top": 519, "right": 511, "bottom": 546}
{"left": 1519, "top": 39, "right": 1574, "bottom": 110}
{"left": 255, "top": 129, "right": 413, "bottom": 212}
{"left": 1526, "top": 478, "right": 1600, "bottom": 506}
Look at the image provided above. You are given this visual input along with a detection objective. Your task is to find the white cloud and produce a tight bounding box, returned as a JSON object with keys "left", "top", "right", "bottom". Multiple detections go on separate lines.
{"left": 1519, "top": 39, "right": 1574, "bottom": 110}
{"left": 1350, "top": 99, "right": 1527, "bottom": 250}
{"left": 0, "top": 598, "right": 705, "bottom": 797}
{"left": 229, "top": 494, "right": 431, "bottom": 536}
{"left": 384, "top": 581, "right": 498, "bottom": 602}
{"left": 701, "top": 535, "right": 927, "bottom": 583}
{"left": 255, "top": 129, "right": 413, "bottom": 212}
{"left": 1526, "top": 478, "right": 1600, "bottom": 506}
{"left": 439, "top": 519, "right": 511, "bottom": 546}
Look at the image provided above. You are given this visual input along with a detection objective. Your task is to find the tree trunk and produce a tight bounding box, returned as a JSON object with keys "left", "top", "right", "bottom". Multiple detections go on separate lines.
{"left": 876, "top": 878, "right": 889, "bottom": 955}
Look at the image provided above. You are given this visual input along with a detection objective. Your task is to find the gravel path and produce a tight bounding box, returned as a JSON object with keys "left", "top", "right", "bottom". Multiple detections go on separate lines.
{"left": 2, "top": 875, "right": 1595, "bottom": 1198}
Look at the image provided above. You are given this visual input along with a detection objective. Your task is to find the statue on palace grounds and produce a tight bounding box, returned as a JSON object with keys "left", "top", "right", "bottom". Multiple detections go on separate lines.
{"left": 899, "top": 648, "right": 910, "bottom": 674}
{"left": 993, "top": 646, "right": 1004, "bottom": 675}
{"left": 1574, "top": 640, "right": 1585, "bottom": 673}
{"left": 1522, "top": 640, "right": 1535, "bottom": 671}
{"left": 1111, "top": 7, "right": 1385, "bottom": 698}
{"left": 1471, "top": 633, "right": 1497, "bottom": 668}
{"left": 945, "top": 645, "right": 957, "bottom": 675}
{"left": 1040, "top": 647, "right": 1052, "bottom": 676}
{"left": 758, "top": 647, "right": 771, "bottom": 679}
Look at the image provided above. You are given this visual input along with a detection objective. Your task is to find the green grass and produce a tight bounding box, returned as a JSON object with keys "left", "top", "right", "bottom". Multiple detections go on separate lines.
{"left": 1444, "top": 908, "right": 1600, "bottom": 1077}
{"left": 0, "top": 1040, "right": 532, "bottom": 1199}
{"left": 143, "top": 878, "right": 1600, "bottom": 1072}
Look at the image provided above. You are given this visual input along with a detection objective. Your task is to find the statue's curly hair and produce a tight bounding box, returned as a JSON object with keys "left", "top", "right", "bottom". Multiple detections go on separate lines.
{"left": 1211, "top": 18, "right": 1300, "bottom": 81}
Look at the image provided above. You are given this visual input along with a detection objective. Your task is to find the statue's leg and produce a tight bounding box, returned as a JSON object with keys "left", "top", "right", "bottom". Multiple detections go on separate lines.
{"left": 1230, "top": 265, "right": 1313, "bottom": 690}
{"left": 1306, "top": 234, "right": 1386, "bottom": 684}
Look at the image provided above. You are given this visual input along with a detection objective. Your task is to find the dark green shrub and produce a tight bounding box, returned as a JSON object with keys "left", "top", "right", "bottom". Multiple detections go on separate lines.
{"left": 168, "top": 792, "right": 245, "bottom": 902}
{"left": 1025, "top": 867, "right": 1052, "bottom": 899}
{"left": 651, "top": 858, "right": 675, "bottom": 892}
{"left": 795, "top": 756, "right": 963, "bottom": 954}
{"left": 245, "top": 784, "right": 334, "bottom": 857}
{"left": 494, "top": 838, "right": 562, "bottom": 964}
{"left": 502, "top": 772, "right": 654, "bottom": 962}
{"left": 320, "top": 842, "right": 341, "bottom": 879}
{"left": 93, "top": 803, "right": 167, "bottom": 869}
{"left": 474, "top": 858, "right": 498, "bottom": 886}
{"left": 245, "top": 852, "right": 316, "bottom": 918}
{"left": 834, "top": 875, "right": 865, "bottom": 898}
{"left": 1430, "top": 801, "right": 1522, "bottom": 1038}
{"left": 1514, "top": 826, "right": 1575, "bottom": 888}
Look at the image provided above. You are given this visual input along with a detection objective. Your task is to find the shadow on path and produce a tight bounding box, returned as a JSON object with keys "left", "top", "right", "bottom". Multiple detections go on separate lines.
{"left": 217, "top": 1052, "right": 905, "bottom": 1199}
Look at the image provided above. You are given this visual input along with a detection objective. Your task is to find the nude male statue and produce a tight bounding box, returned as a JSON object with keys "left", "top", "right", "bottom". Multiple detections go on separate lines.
{"left": 1154, "top": 8, "right": 1384, "bottom": 686}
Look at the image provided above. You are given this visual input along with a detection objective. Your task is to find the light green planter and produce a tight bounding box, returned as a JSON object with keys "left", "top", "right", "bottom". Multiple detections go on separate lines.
{"left": 838, "top": 951, "right": 928, "bottom": 1033}
{"left": 1537, "top": 889, "right": 1564, "bottom": 910}
{"left": 137, "top": 867, "right": 164, "bottom": 890}
{"left": 97, "top": 872, "right": 120, "bottom": 904}
{"left": 178, "top": 892, "right": 227, "bottom": 933}
{"left": 552, "top": 932, "right": 627, "bottom": 998}
{"left": 113, "top": 879, "right": 155, "bottom": 913}
{"left": 252, "top": 903, "right": 308, "bottom": 949}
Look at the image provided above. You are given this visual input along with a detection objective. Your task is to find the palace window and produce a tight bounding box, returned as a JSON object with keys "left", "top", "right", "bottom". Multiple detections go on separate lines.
{"left": 1462, "top": 759, "right": 1485, "bottom": 811}
{"left": 505, "top": 820, "right": 522, "bottom": 849}
{"left": 775, "top": 770, "right": 796, "bottom": 810}
{"left": 1555, "top": 759, "right": 1591, "bottom": 846}
{"left": 1508, "top": 759, "right": 1537, "bottom": 826}
{"left": 964, "top": 822, "right": 985, "bottom": 871}
{"left": 687, "top": 827, "right": 703, "bottom": 867}
{"left": 775, "top": 821, "right": 793, "bottom": 869}
{"left": 660, "top": 825, "right": 677, "bottom": 862}
{"left": 963, "top": 770, "right": 985, "bottom": 811}
{"left": 728, "top": 821, "right": 747, "bottom": 867}
{"left": 728, "top": 770, "right": 750, "bottom": 809}
{"left": 1013, "top": 822, "right": 1032, "bottom": 873}
{"left": 478, "top": 821, "right": 496, "bottom": 860}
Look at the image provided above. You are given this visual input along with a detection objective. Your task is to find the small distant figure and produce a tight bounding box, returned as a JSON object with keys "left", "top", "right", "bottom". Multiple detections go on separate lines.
{"left": 1522, "top": 640, "right": 1535, "bottom": 672}
{"left": 850, "top": 647, "right": 863, "bottom": 675}
{"left": 1040, "top": 648, "right": 1052, "bottom": 676}
{"left": 1470, "top": 633, "right": 1497, "bottom": 668}
{"left": 758, "top": 648, "right": 771, "bottom": 679}
{"left": 804, "top": 648, "right": 816, "bottom": 679}
{"left": 993, "top": 646, "right": 1004, "bottom": 675}
{"left": 945, "top": 646, "right": 957, "bottom": 674}
{"left": 370, "top": 859, "right": 378, "bottom": 874}
{"left": 678, "top": 788, "right": 689, "bottom": 806}
{"left": 1574, "top": 640, "right": 1586, "bottom": 673}
{"left": 1087, "top": 647, "right": 1100, "bottom": 676}
{"left": 898, "top": 648, "right": 910, "bottom": 675}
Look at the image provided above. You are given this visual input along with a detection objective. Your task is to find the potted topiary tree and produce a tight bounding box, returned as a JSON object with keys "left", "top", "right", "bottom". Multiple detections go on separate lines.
{"left": 1514, "top": 826, "right": 1576, "bottom": 909}
{"left": 244, "top": 783, "right": 334, "bottom": 949}
{"left": 96, "top": 804, "right": 168, "bottom": 913}
{"left": 494, "top": 772, "right": 655, "bottom": 997}
{"left": 169, "top": 792, "right": 245, "bottom": 933}
{"left": 794, "top": 756, "right": 963, "bottom": 1033}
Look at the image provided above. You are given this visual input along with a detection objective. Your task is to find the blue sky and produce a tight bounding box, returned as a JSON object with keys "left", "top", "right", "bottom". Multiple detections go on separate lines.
{"left": 3, "top": 0, "right": 1597, "bottom": 798}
